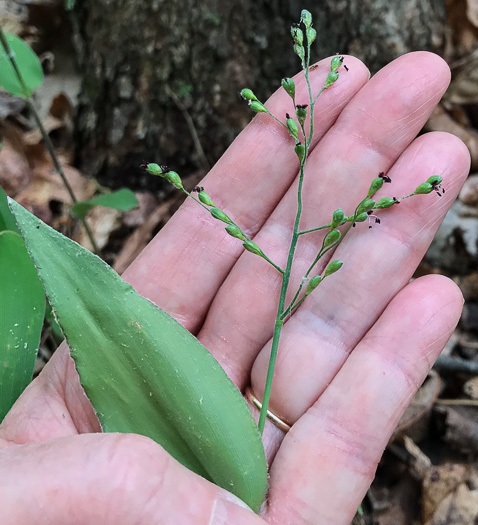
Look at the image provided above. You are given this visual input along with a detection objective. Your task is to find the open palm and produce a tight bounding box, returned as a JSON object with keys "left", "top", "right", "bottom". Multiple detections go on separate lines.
{"left": 0, "top": 52, "right": 469, "bottom": 524}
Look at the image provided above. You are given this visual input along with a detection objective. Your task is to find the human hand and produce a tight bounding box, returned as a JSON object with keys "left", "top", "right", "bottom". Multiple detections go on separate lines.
{"left": 0, "top": 52, "right": 469, "bottom": 524}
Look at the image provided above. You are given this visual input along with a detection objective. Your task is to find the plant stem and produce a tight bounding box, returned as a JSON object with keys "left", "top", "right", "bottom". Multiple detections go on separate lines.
{"left": 258, "top": 125, "right": 309, "bottom": 434}
{"left": 265, "top": 109, "right": 287, "bottom": 130}
{"left": 182, "top": 189, "right": 284, "bottom": 275}
{"left": 166, "top": 86, "right": 211, "bottom": 172}
{"left": 257, "top": 35, "right": 316, "bottom": 434}
{"left": 298, "top": 223, "right": 330, "bottom": 235}
{"left": 0, "top": 29, "right": 100, "bottom": 255}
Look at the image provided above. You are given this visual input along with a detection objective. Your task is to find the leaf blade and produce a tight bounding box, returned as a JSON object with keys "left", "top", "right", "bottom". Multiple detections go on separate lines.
{"left": 0, "top": 186, "right": 19, "bottom": 233}
{"left": 0, "top": 231, "right": 45, "bottom": 421}
{"left": 70, "top": 189, "right": 139, "bottom": 219}
{"left": 9, "top": 199, "right": 268, "bottom": 511}
{"left": 0, "top": 33, "right": 43, "bottom": 97}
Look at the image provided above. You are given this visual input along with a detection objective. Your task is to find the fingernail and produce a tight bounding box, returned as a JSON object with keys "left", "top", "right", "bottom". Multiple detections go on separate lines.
{"left": 209, "top": 492, "right": 255, "bottom": 525}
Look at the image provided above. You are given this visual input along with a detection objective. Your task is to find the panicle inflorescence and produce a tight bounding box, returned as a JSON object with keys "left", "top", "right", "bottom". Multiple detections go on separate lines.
{"left": 141, "top": 7, "right": 444, "bottom": 310}
{"left": 142, "top": 8, "right": 446, "bottom": 435}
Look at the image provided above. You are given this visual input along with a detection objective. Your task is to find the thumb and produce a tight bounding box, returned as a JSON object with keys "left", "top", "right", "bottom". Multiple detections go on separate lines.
{"left": 0, "top": 433, "right": 262, "bottom": 525}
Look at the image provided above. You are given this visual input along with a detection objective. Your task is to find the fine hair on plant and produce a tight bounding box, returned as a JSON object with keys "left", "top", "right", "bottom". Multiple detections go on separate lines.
{"left": 142, "top": 9, "right": 445, "bottom": 435}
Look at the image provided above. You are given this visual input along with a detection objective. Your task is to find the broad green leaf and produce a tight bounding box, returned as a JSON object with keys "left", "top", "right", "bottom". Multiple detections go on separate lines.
{"left": 0, "top": 33, "right": 44, "bottom": 97}
{"left": 45, "top": 301, "right": 64, "bottom": 343}
{"left": 9, "top": 198, "right": 268, "bottom": 511}
{"left": 70, "top": 189, "right": 139, "bottom": 220}
{"left": 0, "top": 231, "right": 45, "bottom": 421}
{"left": 0, "top": 186, "right": 18, "bottom": 233}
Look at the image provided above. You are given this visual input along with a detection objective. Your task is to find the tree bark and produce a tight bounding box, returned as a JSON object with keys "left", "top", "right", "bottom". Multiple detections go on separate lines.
{"left": 72, "top": 0, "right": 446, "bottom": 190}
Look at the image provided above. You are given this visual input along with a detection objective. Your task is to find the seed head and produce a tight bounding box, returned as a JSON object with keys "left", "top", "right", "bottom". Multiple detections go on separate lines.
{"left": 325, "top": 71, "right": 339, "bottom": 88}
{"left": 301, "top": 10, "right": 313, "bottom": 28}
{"left": 324, "top": 260, "right": 343, "bottom": 277}
{"left": 306, "top": 275, "right": 322, "bottom": 295}
{"left": 281, "top": 78, "right": 296, "bottom": 99}
{"left": 198, "top": 190, "right": 214, "bottom": 207}
{"left": 240, "top": 88, "right": 258, "bottom": 101}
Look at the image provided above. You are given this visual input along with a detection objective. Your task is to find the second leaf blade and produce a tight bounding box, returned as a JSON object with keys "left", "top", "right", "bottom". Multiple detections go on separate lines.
{"left": 8, "top": 199, "right": 268, "bottom": 511}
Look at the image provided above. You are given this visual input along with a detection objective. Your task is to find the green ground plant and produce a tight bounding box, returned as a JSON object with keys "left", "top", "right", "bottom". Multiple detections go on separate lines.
{"left": 0, "top": 30, "right": 138, "bottom": 418}
{"left": 2, "top": 9, "right": 445, "bottom": 513}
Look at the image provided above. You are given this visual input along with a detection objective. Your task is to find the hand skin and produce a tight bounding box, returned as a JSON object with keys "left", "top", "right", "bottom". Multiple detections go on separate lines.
{"left": 0, "top": 52, "right": 470, "bottom": 525}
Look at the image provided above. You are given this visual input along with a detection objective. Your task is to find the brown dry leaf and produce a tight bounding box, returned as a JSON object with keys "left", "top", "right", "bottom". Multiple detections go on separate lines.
{"left": 464, "top": 376, "right": 478, "bottom": 399}
{"left": 447, "top": 0, "right": 478, "bottom": 53}
{"left": 422, "top": 463, "right": 476, "bottom": 522}
{"left": 402, "top": 436, "right": 432, "bottom": 481}
{"left": 14, "top": 153, "right": 96, "bottom": 224}
{"left": 0, "top": 138, "right": 31, "bottom": 196}
{"left": 467, "top": 0, "right": 478, "bottom": 27}
{"left": 424, "top": 470, "right": 478, "bottom": 524}
{"left": 22, "top": 116, "right": 64, "bottom": 146}
{"left": 371, "top": 476, "right": 421, "bottom": 525}
{"left": 436, "top": 406, "right": 478, "bottom": 454}
{"left": 73, "top": 205, "right": 122, "bottom": 251}
{"left": 113, "top": 200, "right": 168, "bottom": 274}
{"left": 456, "top": 272, "right": 478, "bottom": 301}
{"left": 21, "top": 94, "right": 75, "bottom": 155}
{"left": 49, "top": 92, "right": 75, "bottom": 122}
{"left": 459, "top": 173, "right": 478, "bottom": 206}
{"left": 121, "top": 192, "right": 157, "bottom": 228}
{"left": 425, "top": 105, "right": 478, "bottom": 169}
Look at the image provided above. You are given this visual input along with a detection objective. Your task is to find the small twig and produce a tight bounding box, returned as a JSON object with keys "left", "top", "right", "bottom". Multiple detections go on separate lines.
{"left": 436, "top": 399, "right": 478, "bottom": 407}
{"left": 0, "top": 28, "right": 100, "bottom": 254}
{"left": 434, "top": 355, "right": 478, "bottom": 375}
{"left": 166, "top": 86, "right": 211, "bottom": 172}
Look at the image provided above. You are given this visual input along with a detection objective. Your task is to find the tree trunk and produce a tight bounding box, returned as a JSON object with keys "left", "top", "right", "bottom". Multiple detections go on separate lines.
{"left": 72, "top": 0, "right": 446, "bottom": 190}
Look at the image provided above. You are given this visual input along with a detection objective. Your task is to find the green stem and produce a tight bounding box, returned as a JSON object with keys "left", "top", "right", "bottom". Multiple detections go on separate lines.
{"left": 282, "top": 222, "right": 353, "bottom": 319}
{"left": 258, "top": 37, "right": 322, "bottom": 433}
{"left": 0, "top": 29, "right": 100, "bottom": 255}
{"left": 298, "top": 223, "right": 331, "bottom": 236}
{"left": 264, "top": 109, "right": 287, "bottom": 130}
{"left": 281, "top": 282, "right": 305, "bottom": 321}
{"left": 312, "top": 86, "right": 326, "bottom": 107}
{"left": 183, "top": 189, "right": 284, "bottom": 275}
{"left": 261, "top": 255, "right": 285, "bottom": 275}
{"left": 181, "top": 189, "right": 212, "bottom": 212}
{"left": 305, "top": 227, "right": 351, "bottom": 279}
{"left": 285, "top": 293, "right": 307, "bottom": 316}
{"left": 258, "top": 149, "right": 308, "bottom": 434}
{"left": 396, "top": 193, "right": 413, "bottom": 201}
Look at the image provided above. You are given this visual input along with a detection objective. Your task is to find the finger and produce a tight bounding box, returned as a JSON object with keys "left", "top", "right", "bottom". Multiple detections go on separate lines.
{"left": 0, "top": 433, "right": 263, "bottom": 525}
{"left": 250, "top": 131, "right": 469, "bottom": 424}
{"left": 122, "top": 56, "right": 369, "bottom": 331}
{"left": 199, "top": 52, "right": 453, "bottom": 386}
{"left": 265, "top": 275, "right": 463, "bottom": 525}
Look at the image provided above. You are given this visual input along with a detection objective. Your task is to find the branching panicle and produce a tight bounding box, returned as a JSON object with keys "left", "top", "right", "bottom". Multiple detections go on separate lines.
{"left": 143, "top": 9, "right": 444, "bottom": 435}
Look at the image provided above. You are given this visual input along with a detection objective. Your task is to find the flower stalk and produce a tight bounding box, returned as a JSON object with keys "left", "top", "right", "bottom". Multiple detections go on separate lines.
{"left": 144, "top": 9, "right": 444, "bottom": 437}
